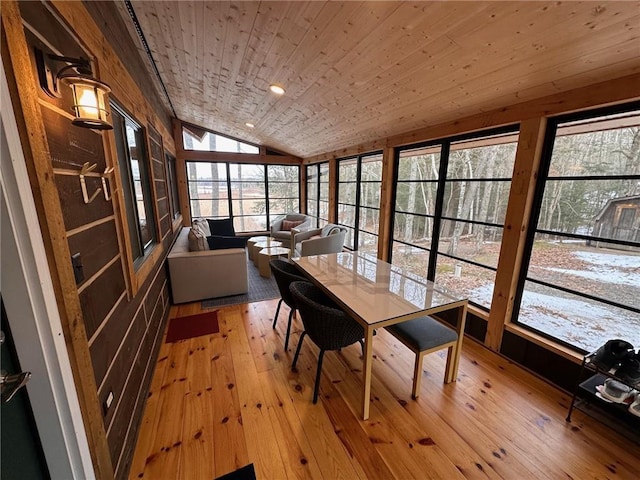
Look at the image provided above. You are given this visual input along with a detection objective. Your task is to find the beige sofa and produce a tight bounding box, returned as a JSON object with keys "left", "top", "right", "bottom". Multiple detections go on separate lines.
{"left": 167, "top": 227, "right": 248, "bottom": 303}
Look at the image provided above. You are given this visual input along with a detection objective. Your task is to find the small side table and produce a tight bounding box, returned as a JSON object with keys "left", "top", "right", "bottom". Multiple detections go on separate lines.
{"left": 258, "top": 247, "right": 290, "bottom": 278}
{"left": 247, "top": 236, "right": 269, "bottom": 261}
{"left": 252, "top": 239, "right": 282, "bottom": 266}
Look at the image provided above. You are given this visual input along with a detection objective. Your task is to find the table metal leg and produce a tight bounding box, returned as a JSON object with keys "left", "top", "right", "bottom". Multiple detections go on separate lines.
{"left": 451, "top": 303, "right": 467, "bottom": 382}
{"left": 361, "top": 327, "right": 375, "bottom": 420}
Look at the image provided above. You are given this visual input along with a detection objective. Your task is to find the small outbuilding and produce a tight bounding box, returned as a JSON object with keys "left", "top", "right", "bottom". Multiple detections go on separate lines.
{"left": 590, "top": 195, "right": 640, "bottom": 249}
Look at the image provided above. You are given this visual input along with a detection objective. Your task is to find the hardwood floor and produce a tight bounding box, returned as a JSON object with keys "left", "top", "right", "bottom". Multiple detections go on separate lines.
{"left": 129, "top": 299, "right": 640, "bottom": 479}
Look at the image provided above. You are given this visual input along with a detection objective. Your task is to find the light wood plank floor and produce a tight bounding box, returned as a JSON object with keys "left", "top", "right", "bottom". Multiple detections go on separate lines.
{"left": 129, "top": 299, "right": 640, "bottom": 479}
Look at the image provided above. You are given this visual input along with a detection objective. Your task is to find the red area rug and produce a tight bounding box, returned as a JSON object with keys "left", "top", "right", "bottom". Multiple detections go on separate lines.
{"left": 165, "top": 311, "right": 219, "bottom": 343}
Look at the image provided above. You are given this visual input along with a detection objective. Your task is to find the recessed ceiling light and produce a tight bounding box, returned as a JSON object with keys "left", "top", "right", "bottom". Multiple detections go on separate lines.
{"left": 269, "top": 84, "right": 285, "bottom": 95}
{"left": 245, "top": 122, "right": 255, "bottom": 128}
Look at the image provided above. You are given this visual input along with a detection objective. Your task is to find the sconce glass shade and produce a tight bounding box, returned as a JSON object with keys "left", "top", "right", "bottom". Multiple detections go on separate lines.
{"left": 61, "top": 76, "right": 113, "bottom": 130}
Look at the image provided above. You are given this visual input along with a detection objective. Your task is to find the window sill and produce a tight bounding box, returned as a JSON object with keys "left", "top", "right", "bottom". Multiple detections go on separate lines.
{"left": 504, "top": 323, "right": 583, "bottom": 364}
{"left": 468, "top": 304, "right": 489, "bottom": 321}
{"left": 172, "top": 215, "right": 183, "bottom": 233}
{"left": 131, "top": 243, "right": 163, "bottom": 294}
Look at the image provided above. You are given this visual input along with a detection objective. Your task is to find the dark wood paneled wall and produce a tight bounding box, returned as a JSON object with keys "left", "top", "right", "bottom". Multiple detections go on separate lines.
{"left": 83, "top": 0, "right": 172, "bottom": 134}
{"left": 8, "top": 2, "right": 179, "bottom": 478}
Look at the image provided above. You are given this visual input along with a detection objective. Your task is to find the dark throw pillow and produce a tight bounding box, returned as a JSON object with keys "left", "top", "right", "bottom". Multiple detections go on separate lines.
{"left": 207, "top": 218, "right": 236, "bottom": 237}
{"left": 207, "top": 235, "right": 248, "bottom": 250}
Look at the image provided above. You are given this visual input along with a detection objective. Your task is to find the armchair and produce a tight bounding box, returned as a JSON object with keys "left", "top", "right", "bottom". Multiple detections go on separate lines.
{"left": 291, "top": 224, "right": 347, "bottom": 257}
{"left": 270, "top": 214, "right": 312, "bottom": 247}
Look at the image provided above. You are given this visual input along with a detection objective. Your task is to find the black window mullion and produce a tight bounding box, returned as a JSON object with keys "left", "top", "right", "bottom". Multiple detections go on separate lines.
{"left": 265, "top": 165, "right": 271, "bottom": 225}
{"left": 354, "top": 156, "right": 362, "bottom": 250}
{"left": 334, "top": 163, "right": 340, "bottom": 228}
{"left": 439, "top": 215, "right": 504, "bottom": 230}
{"left": 225, "top": 163, "right": 233, "bottom": 220}
{"left": 427, "top": 142, "right": 450, "bottom": 280}
{"left": 511, "top": 119, "right": 558, "bottom": 324}
{"left": 316, "top": 164, "right": 321, "bottom": 227}
{"left": 388, "top": 147, "right": 401, "bottom": 261}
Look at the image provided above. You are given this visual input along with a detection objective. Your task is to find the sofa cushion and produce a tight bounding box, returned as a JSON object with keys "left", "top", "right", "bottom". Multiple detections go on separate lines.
{"left": 207, "top": 235, "right": 248, "bottom": 250}
{"left": 207, "top": 218, "right": 236, "bottom": 236}
{"left": 188, "top": 227, "right": 209, "bottom": 251}
{"left": 321, "top": 224, "right": 343, "bottom": 236}
{"left": 192, "top": 218, "right": 211, "bottom": 236}
{"left": 281, "top": 219, "right": 304, "bottom": 231}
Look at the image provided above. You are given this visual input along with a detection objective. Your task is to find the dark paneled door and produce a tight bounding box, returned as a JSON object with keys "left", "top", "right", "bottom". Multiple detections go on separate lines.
{"left": 1, "top": 299, "right": 50, "bottom": 480}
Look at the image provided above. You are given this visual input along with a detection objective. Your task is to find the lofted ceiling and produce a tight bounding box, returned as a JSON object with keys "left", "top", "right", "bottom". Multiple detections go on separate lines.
{"left": 115, "top": 1, "right": 640, "bottom": 158}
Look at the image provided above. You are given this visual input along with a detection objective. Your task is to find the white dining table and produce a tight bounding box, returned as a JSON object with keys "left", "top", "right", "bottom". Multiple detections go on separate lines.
{"left": 292, "top": 251, "right": 468, "bottom": 420}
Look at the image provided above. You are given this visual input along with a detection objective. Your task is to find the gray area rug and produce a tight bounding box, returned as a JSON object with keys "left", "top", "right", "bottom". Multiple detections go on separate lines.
{"left": 202, "top": 256, "right": 280, "bottom": 309}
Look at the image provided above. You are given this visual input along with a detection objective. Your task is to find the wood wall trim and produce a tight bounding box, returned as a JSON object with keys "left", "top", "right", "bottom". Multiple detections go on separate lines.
{"left": 46, "top": 0, "right": 178, "bottom": 298}
{"left": 180, "top": 149, "right": 301, "bottom": 165}
{"left": 504, "top": 323, "right": 583, "bottom": 364}
{"left": 77, "top": 255, "right": 121, "bottom": 295}
{"left": 174, "top": 118, "right": 191, "bottom": 225}
{"left": 486, "top": 117, "right": 547, "bottom": 351}
{"left": 66, "top": 216, "right": 115, "bottom": 238}
{"left": 88, "top": 291, "right": 127, "bottom": 347}
{"left": 1, "top": 2, "right": 114, "bottom": 477}
{"left": 328, "top": 156, "right": 337, "bottom": 223}
{"left": 377, "top": 146, "right": 395, "bottom": 261}
{"left": 51, "top": 0, "right": 178, "bottom": 297}
{"left": 303, "top": 73, "right": 640, "bottom": 162}
{"left": 304, "top": 140, "right": 387, "bottom": 165}
{"left": 299, "top": 163, "right": 307, "bottom": 215}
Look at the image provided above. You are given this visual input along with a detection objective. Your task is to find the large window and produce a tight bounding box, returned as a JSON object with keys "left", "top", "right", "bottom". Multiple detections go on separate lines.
{"left": 266, "top": 164, "right": 300, "bottom": 220}
{"left": 391, "top": 128, "right": 518, "bottom": 309}
{"left": 186, "top": 162, "right": 299, "bottom": 233}
{"left": 182, "top": 126, "right": 258, "bottom": 154}
{"left": 515, "top": 104, "right": 640, "bottom": 352}
{"left": 337, "top": 153, "right": 382, "bottom": 254}
{"left": 306, "top": 162, "right": 329, "bottom": 228}
{"left": 112, "top": 102, "right": 156, "bottom": 267}
{"left": 230, "top": 163, "right": 267, "bottom": 231}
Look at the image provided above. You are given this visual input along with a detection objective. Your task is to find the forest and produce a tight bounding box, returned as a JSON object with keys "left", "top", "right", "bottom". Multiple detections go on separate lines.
{"left": 391, "top": 119, "right": 640, "bottom": 351}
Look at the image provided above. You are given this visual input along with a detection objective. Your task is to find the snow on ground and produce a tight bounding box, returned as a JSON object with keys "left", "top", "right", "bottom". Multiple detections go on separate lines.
{"left": 518, "top": 290, "right": 640, "bottom": 352}
{"left": 574, "top": 250, "right": 640, "bottom": 268}
{"left": 543, "top": 266, "right": 640, "bottom": 287}
{"left": 471, "top": 274, "right": 640, "bottom": 353}
{"left": 540, "top": 250, "right": 640, "bottom": 286}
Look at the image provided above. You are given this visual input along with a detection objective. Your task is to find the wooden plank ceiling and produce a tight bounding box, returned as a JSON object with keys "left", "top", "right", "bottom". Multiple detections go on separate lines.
{"left": 115, "top": 1, "right": 640, "bottom": 158}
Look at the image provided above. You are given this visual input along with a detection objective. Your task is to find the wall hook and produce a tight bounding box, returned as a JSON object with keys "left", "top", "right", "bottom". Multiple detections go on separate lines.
{"left": 79, "top": 162, "right": 101, "bottom": 203}
{"left": 101, "top": 166, "right": 115, "bottom": 201}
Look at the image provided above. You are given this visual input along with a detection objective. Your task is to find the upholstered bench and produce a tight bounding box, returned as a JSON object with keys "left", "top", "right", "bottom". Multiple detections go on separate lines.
{"left": 385, "top": 315, "right": 459, "bottom": 399}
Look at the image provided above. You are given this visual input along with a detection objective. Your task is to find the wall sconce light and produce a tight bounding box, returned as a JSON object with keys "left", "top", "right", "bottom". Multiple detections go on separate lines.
{"left": 35, "top": 48, "right": 113, "bottom": 130}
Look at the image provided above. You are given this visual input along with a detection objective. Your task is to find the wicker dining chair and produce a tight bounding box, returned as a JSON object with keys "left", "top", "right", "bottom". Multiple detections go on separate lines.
{"left": 269, "top": 259, "right": 308, "bottom": 351}
{"left": 289, "top": 281, "right": 365, "bottom": 404}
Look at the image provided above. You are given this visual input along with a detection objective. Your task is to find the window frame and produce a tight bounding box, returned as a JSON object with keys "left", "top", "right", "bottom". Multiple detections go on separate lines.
{"left": 512, "top": 101, "right": 640, "bottom": 353}
{"left": 389, "top": 125, "right": 519, "bottom": 309}
{"left": 306, "top": 162, "right": 329, "bottom": 228}
{"left": 336, "top": 152, "right": 383, "bottom": 252}
{"left": 165, "top": 150, "right": 181, "bottom": 222}
{"left": 185, "top": 160, "right": 300, "bottom": 233}
{"left": 111, "top": 101, "right": 158, "bottom": 271}
{"left": 182, "top": 125, "right": 259, "bottom": 154}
